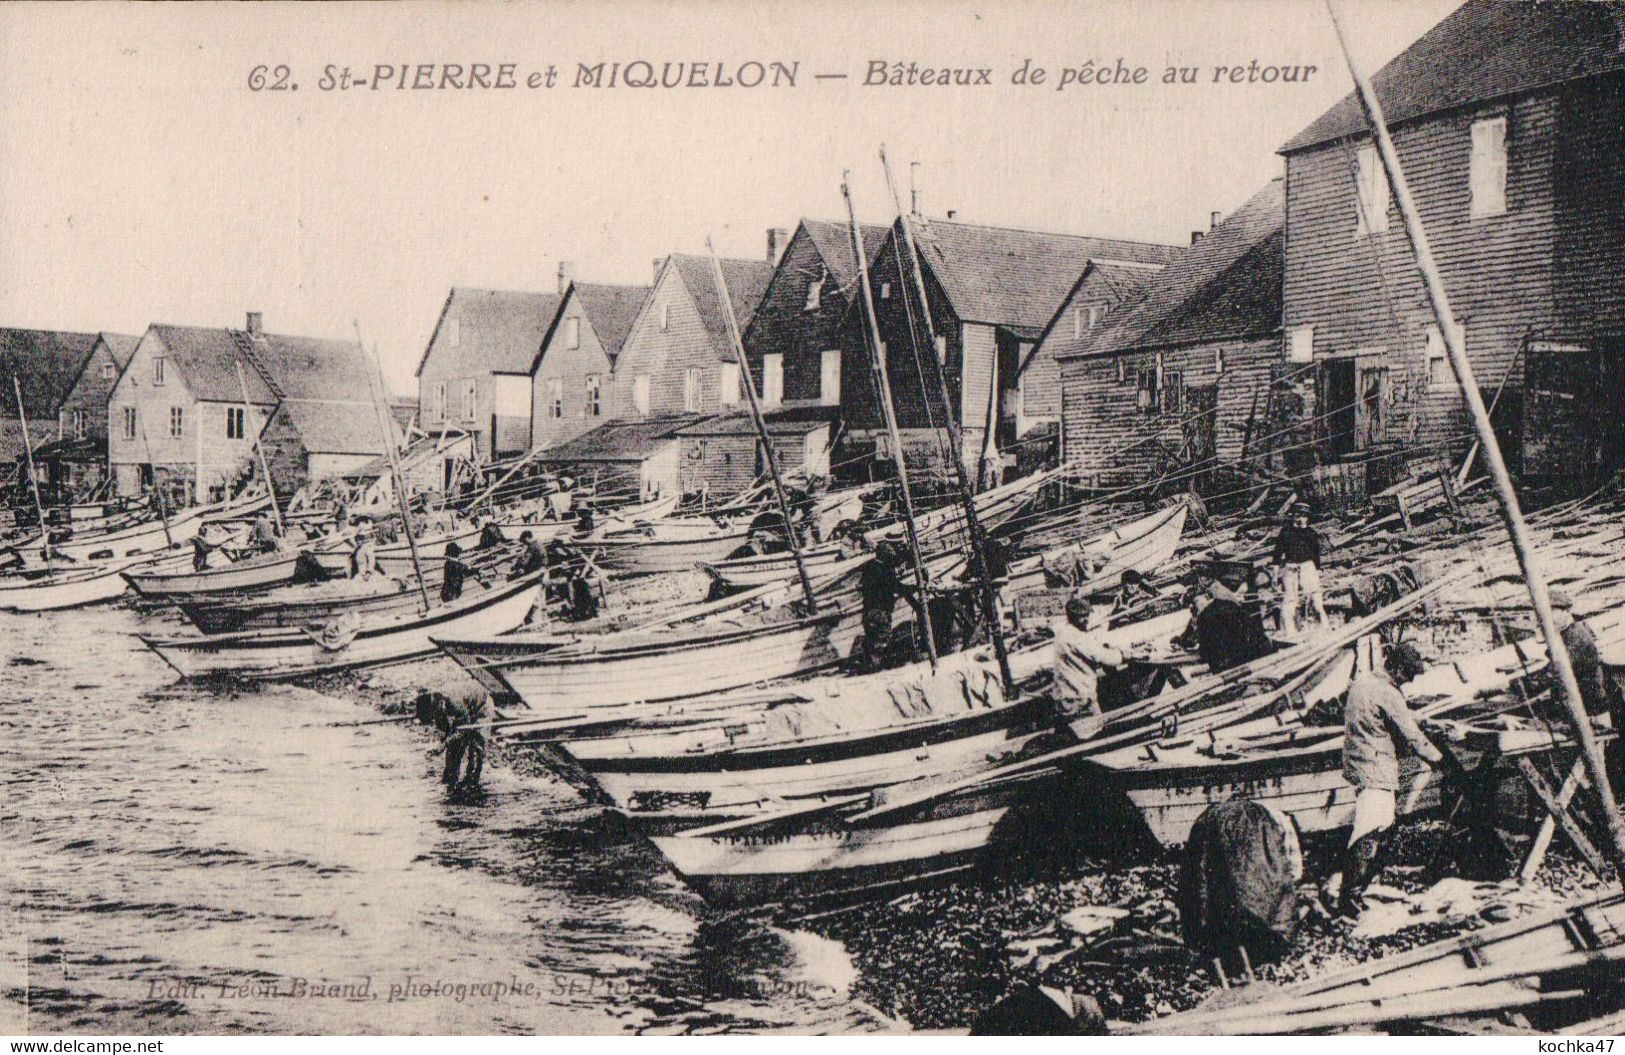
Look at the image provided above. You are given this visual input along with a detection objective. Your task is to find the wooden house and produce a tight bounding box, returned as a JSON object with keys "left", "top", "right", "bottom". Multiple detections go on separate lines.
{"left": 1278, "top": 0, "right": 1625, "bottom": 488}
{"left": 1056, "top": 179, "right": 1285, "bottom": 491}
{"left": 0, "top": 327, "right": 101, "bottom": 490}
{"left": 35, "top": 332, "right": 140, "bottom": 496}
{"left": 671, "top": 405, "right": 835, "bottom": 499}
{"left": 742, "top": 219, "right": 890, "bottom": 411}
{"left": 530, "top": 279, "right": 650, "bottom": 451}
{"left": 839, "top": 218, "right": 1180, "bottom": 475}
{"left": 612, "top": 248, "right": 774, "bottom": 420}
{"left": 108, "top": 313, "right": 386, "bottom": 502}
{"left": 535, "top": 415, "right": 696, "bottom": 501}
{"left": 416, "top": 286, "right": 562, "bottom": 462}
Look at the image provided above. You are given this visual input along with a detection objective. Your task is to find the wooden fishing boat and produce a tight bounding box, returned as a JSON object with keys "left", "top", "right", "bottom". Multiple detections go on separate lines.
{"left": 698, "top": 545, "right": 851, "bottom": 589}
{"left": 1007, "top": 501, "right": 1189, "bottom": 596}
{"left": 122, "top": 546, "right": 308, "bottom": 597}
{"left": 1083, "top": 624, "right": 1623, "bottom": 849}
{"left": 575, "top": 523, "right": 756, "bottom": 576}
{"left": 868, "top": 469, "right": 1055, "bottom": 547}
{"left": 1125, "top": 890, "right": 1625, "bottom": 1035}
{"left": 0, "top": 554, "right": 163, "bottom": 612}
{"left": 309, "top": 520, "right": 485, "bottom": 577}
{"left": 7, "top": 493, "right": 270, "bottom": 569}
{"left": 139, "top": 572, "right": 545, "bottom": 680}
{"left": 440, "top": 604, "right": 866, "bottom": 715}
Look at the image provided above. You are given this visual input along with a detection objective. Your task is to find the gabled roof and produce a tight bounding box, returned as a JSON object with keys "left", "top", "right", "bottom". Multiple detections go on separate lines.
{"left": 100, "top": 332, "right": 140, "bottom": 370}
{"left": 147, "top": 324, "right": 278, "bottom": 403}
{"left": 536, "top": 414, "right": 699, "bottom": 463}
{"left": 1068, "top": 179, "right": 1285, "bottom": 359}
{"left": 272, "top": 398, "right": 392, "bottom": 455}
{"left": 567, "top": 282, "right": 651, "bottom": 365}
{"left": 0, "top": 328, "right": 101, "bottom": 417}
{"left": 1282, "top": 0, "right": 1625, "bottom": 155}
{"left": 800, "top": 219, "right": 892, "bottom": 292}
{"left": 415, "top": 287, "right": 564, "bottom": 377}
{"left": 249, "top": 333, "right": 392, "bottom": 455}
{"left": 668, "top": 254, "right": 776, "bottom": 362}
{"left": 908, "top": 218, "right": 1181, "bottom": 331}
{"left": 1034, "top": 262, "right": 1164, "bottom": 362}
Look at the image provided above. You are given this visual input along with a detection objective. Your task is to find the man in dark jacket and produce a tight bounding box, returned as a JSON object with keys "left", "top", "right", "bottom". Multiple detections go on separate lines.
{"left": 416, "top": 688, "right": 488, "bottom": 790}
{"left": 857, "top": 542, "right": 916, "bottom": 671}
{"left": 1272, "top": 508, "right": 1327, "bottom": 636}
{"left": 1195, "top": 577, "right": 1273, "bottom": 673}
{"left": 439, "top": 541, "right": 485, "bottom": 603}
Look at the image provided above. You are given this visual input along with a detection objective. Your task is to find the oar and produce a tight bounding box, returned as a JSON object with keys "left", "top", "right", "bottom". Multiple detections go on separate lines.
{"left": 309, "top": 714, "right": 420, "bottom": 729}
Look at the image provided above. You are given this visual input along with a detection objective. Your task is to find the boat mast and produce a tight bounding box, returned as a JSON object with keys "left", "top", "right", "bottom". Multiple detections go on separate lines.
{"left": 355, "top": 323, "right": 432, "bottom": 611}
{"left": 1326, "top": 0, "right": 1625, "bottom": 877}
{"left": 133, "top": 405, "right": 175, "bottom": 549}
{"left": 843, "top": 172, "right": 939, "bottom": 666}
{"left": 705, "top": 239, "right": 820, "bottom": 613}
{"left": 880, "top": 146, "right": 1015, "bottom": 691}
{"left": 235, "top": 359, "right": 285, "bottom": 534}
{"left": 12, "top": 375, "right": 53, "bottom": 571}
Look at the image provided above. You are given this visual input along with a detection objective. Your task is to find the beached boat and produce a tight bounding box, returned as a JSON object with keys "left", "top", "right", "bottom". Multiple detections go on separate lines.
{"left": 0, "top": 554, "right": 163, "bottom": 612}
{"left": 1007, "top": 501, "right": 1189, "bottom": 596}
{"left": 1126, "top": 890, "right": 1625, "bottom": 1035}
{"left": 309, "top": 520, "right": 485, "bottom": 577}
{"left": 7, "top": 493, "right": 271, "bottom": 569}
{"left": 697, "top": 545, "right": 852, "bottom": 590}
{"left": 868, "top": 469, "right": 1056, "bottom": 548}
{"left": 122, "top": 547, "right": 308, "bottom": 598}
{"left": 139, "top": 572, "right": 545, "bottom": 680}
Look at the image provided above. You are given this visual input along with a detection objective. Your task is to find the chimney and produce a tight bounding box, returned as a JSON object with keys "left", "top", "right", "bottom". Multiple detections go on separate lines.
{"left": 1210, "top": 210, "right": 1222, "bottom": 230}
{"left": 767, "top": 228, "right": 789, "bottom": 265}
{"left": 556, "top": 260, "right": 574, "bottom": 294}
{"left": 1190, "top": 231, "right": 1204, "bottom": 245}
{"left": 652, "top": 257, "right": 666, "bottom": 284}
{"left": 910, "top": 162, "right": 922, "bottom": 217}
{"left": 245, "top": 311, "right": 263, "bottom": 336}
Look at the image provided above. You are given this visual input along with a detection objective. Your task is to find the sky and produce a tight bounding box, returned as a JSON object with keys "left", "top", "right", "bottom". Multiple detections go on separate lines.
{"left": 0, "top": 0, "right": 1460, "bottom": 394}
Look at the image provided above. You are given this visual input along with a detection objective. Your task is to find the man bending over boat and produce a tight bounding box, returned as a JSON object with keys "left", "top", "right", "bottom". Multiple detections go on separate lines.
{"left": 1051, "top": 593, "right": 1125, "bottom": 732}
{"left": 1337, "top": 641, "right": 1463, "bottom": 918}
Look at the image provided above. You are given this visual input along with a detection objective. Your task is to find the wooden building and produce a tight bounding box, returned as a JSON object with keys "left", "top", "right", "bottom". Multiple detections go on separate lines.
{"left": 108, "top": 313, "right": 384, "bottom": 501}
{"left": 742, "top": 219, "right": 890, "bottom": 411}
{"left": 612, "top": 247, "right": 775, "bottom": 420}
{"left": 416, "top": 286, "right": 562, "bottom": 462}
{"left": 535, "top": 415, "right": 696, "bottom": 501}
{"left": 56, "top": 332, "right": 138, "bottom": 445}
{"left": 0, "top": 327, "right": 102, "bottom": 490}
{"left": 1056, "top": 179, "right": 1285, "bottom": 491}
{"left": 672, "top": 405, "right": 834, "bottom": 499}
{"left": 529, "top": 277, "right": 649, "bottom": 451}
{"left": 838, "top": 217, "right": 1180, "bottom": 476}
{"left": 1279, "top": 0, "right": 1625, "bottom": 488}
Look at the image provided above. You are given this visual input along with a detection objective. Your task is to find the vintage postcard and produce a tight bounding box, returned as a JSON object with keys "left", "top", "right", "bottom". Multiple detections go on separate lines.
{"left": 3, "top": 0, "right": 1623, "bottom": 1041}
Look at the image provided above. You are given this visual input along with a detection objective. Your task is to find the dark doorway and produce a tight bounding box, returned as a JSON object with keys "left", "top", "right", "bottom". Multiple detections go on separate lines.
{"left": 1321, "top": 359, "right": 1357, "bottom": 457}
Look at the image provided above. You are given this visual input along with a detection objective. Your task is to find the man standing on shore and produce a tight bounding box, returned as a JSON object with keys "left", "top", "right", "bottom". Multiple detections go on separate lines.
{"left": 1272, "top": 508, "right": 1328, "bottom": 637}
{"left": 1337, "top": 641, "right": 1461, "bottom": 917}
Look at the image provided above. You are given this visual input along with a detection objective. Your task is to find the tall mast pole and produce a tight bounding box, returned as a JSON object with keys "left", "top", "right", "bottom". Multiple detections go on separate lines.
{"left": 881, "top": 145, "right": 1014, "bottom": 691}
{"left": 1326, "top": 0, "right": 1625, "bottom": 877}
{"left": 355, "top": 322, "right": 431, "bottom": 611}
{"left": 12, "top": 376, "right": 52, "bottom": 571}
{"left": 705, "top": 238, "right": 819, "bottom": 612}
{"left": 134, "top": 408, "right": 174, "bottom": 548}
{"left": 843, "top": 172, "right": 939, "bottom": 666}
{"left": 235, "top": 359, "right": 285, "bottom": 533}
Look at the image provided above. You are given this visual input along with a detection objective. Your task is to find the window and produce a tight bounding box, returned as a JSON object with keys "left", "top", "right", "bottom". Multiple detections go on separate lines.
{"left": 879, "top": 282, "right": 891, "bottom": 300}
{"left": 1088, "top": 305, "right": 1102, "bottom": 328}
{"left": 547, "top": 377, "right": 563, "bottom": 418}
{"left": 101, "top": 362, "right": 114, "bottom": 381}
{"left": 1214, "top": 349, "right": 1226, "bottom": 375}
{"left": 564, "top": 317, "right": 581, "bottom": 350}
{"left": 719, "top": 363, "right": 741, "bottom": 407}
{"left": 683, "top": 366, "right": 702, "bottom": 412}
{"left": 448, "top": 318, "right": 461, "bottom": 348}
{"left": 763, "top": 353, "right": 784, "bottom": 407}
{"left": 660, "top": 303, "right": 670, "bottom": 332}
{"left": 71, "top": 409, "right": 86, "bottom": 439}
{"left": 432, "top": 381, "right": 446, "bottom": 422}
{"left": 1470, "top": 116, "right": 1508, "bottom": 218}
{"left": 803, "top": 276, "right": 822, "bottom": 312}
{"left": 153, "top": 356, "right": 166, "bottom": 385}
{"left": 169, "top": 406, "right": 184, "bottom": 438}
{"left": 461, "top": 379, "right": 477, "bottom": 422}
{"left": 1116, "top": 358, "right": 1127, "bottom": 384}
{"left": 633, "top": 373, "right": 651, "bottom": 414}
{"left": 1355, "top": 144, "right": 1390, "bottom": 235}
{"left": 1288, "top": 324, "right": 1315, "bottom": 363}
{"left": 1162, "top": 371, "right": 1184, "bottom": 415}
{"left": 934, "top": 335, "right": 948, "bottom": 362}
{"left": 226, "top": 405, "right": 245, "bottom": 440}
{"left": 1424, "top": 320, "right": 1464, "bottom": 388}
{"left": 121, "top": 406, "right": 136, "bottom": 440}
{"left": 1075, "top": 305, "right": 1102, "bottom": 336}
{"left": 1136, "top": 367, "right": 1157, "bottom": 415}
{"left": 820, "top": 349, "right": 841, "bottom": 406}
{"left": 584, "top": 374, "right": 601, "bottom": 417}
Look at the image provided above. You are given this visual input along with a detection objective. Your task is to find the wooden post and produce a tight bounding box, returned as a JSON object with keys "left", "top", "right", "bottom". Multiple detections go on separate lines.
{"left": 881, "top": 145, "right": 1014, "bottom": 690}
{"left": 843, "top": 172, "right": 939, "bottom": 666}
{"left": 12, "top": 375, "right": 52, "bottom": 570}
{"left": 354, "top": 323, "right": 431, "bottom": 611}
{"left": 235, "top": 360, "right": 285, "bottom": 534}
{"left": 1326, "top": 0, "right": 1625, "bottom": 879}
{"left": 704, "top": 238, "right": 819, "bottom": 612}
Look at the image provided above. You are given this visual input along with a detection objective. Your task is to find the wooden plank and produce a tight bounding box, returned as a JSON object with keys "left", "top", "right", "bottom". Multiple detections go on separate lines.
{"left": 1519, "top": 757, "right": 1588, "bottom": 882}
{"left": 1516, "top": 757, "right": 1608, "bottom": 879}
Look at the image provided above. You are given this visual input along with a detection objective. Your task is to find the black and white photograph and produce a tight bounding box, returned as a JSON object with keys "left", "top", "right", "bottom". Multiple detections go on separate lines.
{"left": 3, "top": 0, "right": 1624, "bottom": 1040}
